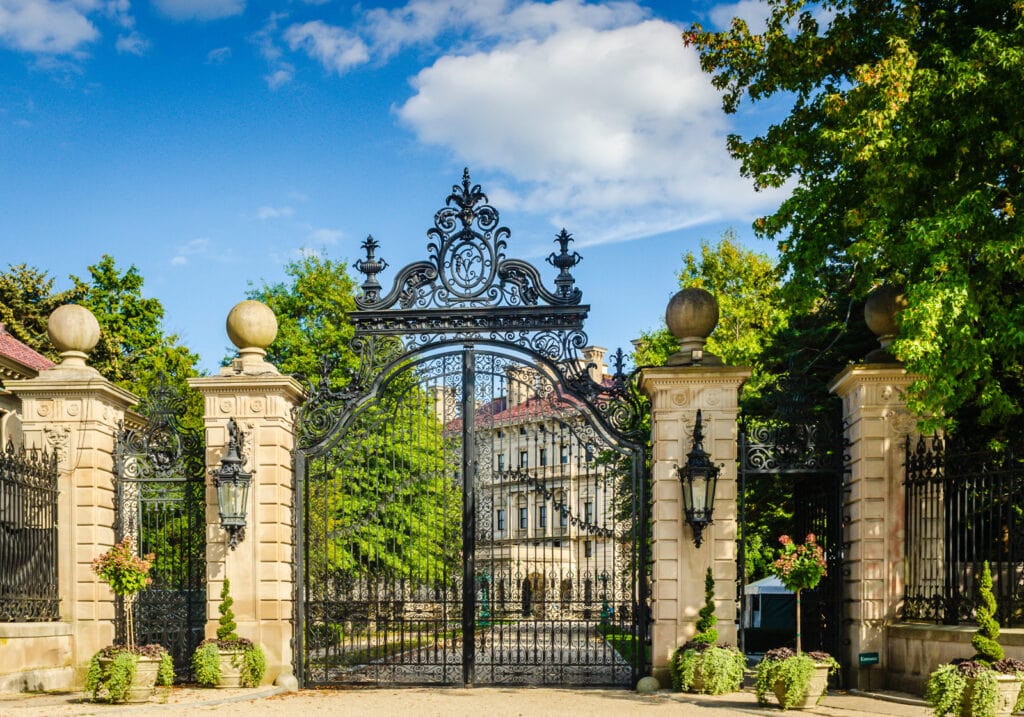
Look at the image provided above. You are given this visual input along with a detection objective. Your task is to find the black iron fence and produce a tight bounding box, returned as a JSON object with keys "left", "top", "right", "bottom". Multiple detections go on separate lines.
{"left": 903, "top": 435, "right": 1024, "bottom": 625}
{"left": 0, "top": 442, "right": 59, "bottom": 621}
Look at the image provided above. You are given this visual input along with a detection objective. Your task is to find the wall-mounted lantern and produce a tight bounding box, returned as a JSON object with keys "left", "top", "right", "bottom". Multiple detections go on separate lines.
{"left": 676, "top": 409, "right": 719, "bottom": 548}
{"left": 214, "top": 418, "right": 251, "bottom": 550}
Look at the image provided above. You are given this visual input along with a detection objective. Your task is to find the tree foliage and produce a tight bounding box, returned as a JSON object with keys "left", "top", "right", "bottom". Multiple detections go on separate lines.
{"left": 685, "top": 0, "right": 1024, "bottom": 433}
{"left": 0, "top": 257, "right": 202, "bottom": 430}
{"left": 0, "top": 264, "right": 81, "bottom": 356}
{"left": 244, "top": 253, "right": 359, "bottom": 387}
{"left": 633, "top": 231, "right": 786, "bottom": 389}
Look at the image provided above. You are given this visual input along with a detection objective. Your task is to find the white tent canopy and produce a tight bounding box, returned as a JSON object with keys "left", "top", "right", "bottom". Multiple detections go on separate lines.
{"left": 744, "top": 575, "right": 793, "bottom": 596}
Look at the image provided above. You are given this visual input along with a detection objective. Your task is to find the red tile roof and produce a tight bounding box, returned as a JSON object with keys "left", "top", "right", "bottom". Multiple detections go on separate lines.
{"left": 0, "top": 325, "right": 55, "bottom": 373}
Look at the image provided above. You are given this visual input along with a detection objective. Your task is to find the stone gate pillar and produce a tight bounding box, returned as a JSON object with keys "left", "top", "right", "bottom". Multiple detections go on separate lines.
{"left": 829, "top": 287, "right": 918, "bottom": 690}
{"left": 6, "top": 305, "right": 138, "bottom": 683}
{"left": 639, "top": 289, "right": 750, "bottom": 684}
{"left": 189, "top": 301, "right": 303, "bottom": 687}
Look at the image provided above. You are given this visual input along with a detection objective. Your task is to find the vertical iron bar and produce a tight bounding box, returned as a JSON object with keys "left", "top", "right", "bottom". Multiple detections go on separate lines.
{"left": 737, "top": 429, "right": 747, "bottom": 655}
{"left": 293, "top": 450, "right": 306, "bottom": 687}
{"left": 462, "top": 346, "right": 477, "bottom": 685}
{"left": 636, "top": 444, "right": 650, "bottom": 683}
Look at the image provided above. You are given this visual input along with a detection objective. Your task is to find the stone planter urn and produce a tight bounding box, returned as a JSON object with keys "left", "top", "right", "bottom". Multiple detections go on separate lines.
{"left": 772, "top": 662, "right": 831, "bottom": 710}
{"left": 216, "top": 648, "right": 245, "bottom": 688}
{"left": 962, "top": 673, "right": 1023, "bottom": 717}
{"left": 96, "top": 654, "right": 160, "bottom": 703}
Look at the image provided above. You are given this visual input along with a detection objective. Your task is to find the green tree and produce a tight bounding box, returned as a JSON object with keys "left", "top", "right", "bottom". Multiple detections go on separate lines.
{"left": 685, "top": 0, "right": 1024, "bottom": 433}
{"left": 73, "top": 256, "right": 200, "bottom": 396}
{"left": 633, "top": 231, "right": 786, "bottom": 402}
{"left": 244, "top": 254, "right": 359, "bottom": 386}
{"left": 0, "top": 263, "right": 82, "bottom": 359}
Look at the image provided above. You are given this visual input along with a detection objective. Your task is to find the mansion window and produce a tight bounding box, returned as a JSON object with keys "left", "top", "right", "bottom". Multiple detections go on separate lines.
{"left": 584, "top": 501, "right": 594, "bottom": 524}
{"left": 497, "top": 453, "right": 505, "bottom": 471}
{"left": 497, "top": 508, "right": 506, "bottom": 532}
{"left": 518, "top": 506, "right": 528, "bottom": 530}
{"left": 538, "top": 505, "right": 547, "bottom": 529}
{"left": 539, "top": 448, "right": 547, "bottom": 466}
{"left": 519, "top": 450, "right": 529, "bottom": 469}
{"left": 560, "top": 445, "right": 569, "bottom": 464}
{"left": 584, "top": 540, "right": 592, "bottom": 558}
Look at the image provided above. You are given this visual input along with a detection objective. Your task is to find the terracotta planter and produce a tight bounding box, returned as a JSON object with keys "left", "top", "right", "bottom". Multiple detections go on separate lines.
{"left": 961, "top": 673, "right": 1023, "bottom": 717}
{"left": 96, "top": 654, "right": 159, "bottom": 703}
{"left": 216, "top": 648, "right": 244, "bottom": 688}
{"left": 773, "top": 662, "right": 831, "bottom": 710}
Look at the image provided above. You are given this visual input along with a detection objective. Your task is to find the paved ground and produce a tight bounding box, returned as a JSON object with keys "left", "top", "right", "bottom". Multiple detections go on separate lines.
{"left": 0, "top": 685, "right": 932, "bottom": 717}
{"left": 320, "top": 622, "right": 630, "bottom": 686}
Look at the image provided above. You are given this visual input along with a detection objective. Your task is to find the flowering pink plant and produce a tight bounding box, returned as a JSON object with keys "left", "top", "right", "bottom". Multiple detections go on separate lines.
{"left": 91, "top": 537, "right": 154, "bottom": 650}
{"left": 771, "top": 534, "right": 827, "bottom": 654}
{"left": 771, "top": 533, "right": 827, "bottom": 593}
{"left": 92, "top": 537, "right": 154, "bottom": 597}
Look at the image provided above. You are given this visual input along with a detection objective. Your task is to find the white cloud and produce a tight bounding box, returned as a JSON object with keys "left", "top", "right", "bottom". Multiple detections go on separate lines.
{"left": 171, "top": 237, "right": 210, "bottom": 265}
{"left": 306, "top": 227, "right": 343, "bottom": 245}
{"left": 256, "top": 205, "right": 294, "bottom": 220}
{"left": 0, "top": 0, "right": 99, "bottom": 54}
{"left": 115, "top": 29, "right": 146, "bottom": 54}
{"left": 709, "top": 0, "right": 836, "bottom": 35}
{"left": 709, "top": 0, "right": 769, "bottom": 33}
{"left": 397, "top": 18, "right": 783, "bottom": 242}
{"left": 206, "top": 46, "right": 231, "bottom": 63}
{"left": 362, "top": 0, "right": 647, "bottom": 60}
{"left": 265, "top": 64, "right": 293, "bottom": 89}
{"left": 152, "top": 0, "right": 243, "bottom": 21}
{"left": 284, "top": 20, "right": 369, "bottom": 76}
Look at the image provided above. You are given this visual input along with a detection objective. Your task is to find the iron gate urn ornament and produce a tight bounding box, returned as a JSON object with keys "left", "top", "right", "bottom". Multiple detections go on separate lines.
{"left": 677, "top": 409, "right": 719, "bottom": 548}
{"left": 214, "top": 418, "right": 250, "bottom": 550}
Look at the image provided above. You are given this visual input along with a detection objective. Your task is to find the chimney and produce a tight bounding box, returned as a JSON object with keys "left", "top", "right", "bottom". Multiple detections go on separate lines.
{"left": 581, "top": 346, "right": 607, "bottom": 383}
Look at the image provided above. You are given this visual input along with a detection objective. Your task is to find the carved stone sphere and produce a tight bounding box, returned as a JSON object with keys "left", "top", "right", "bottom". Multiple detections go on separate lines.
{"left": 864, "top": 285, "right": 907, "bottom": 340}
{"left": 226, "top": 300, "right": 278, "bottom": 351}
{"left": 47, "top": 304, "right": 101, "bottom": 355}
{"left": 636, "top": 676, "right": 661, "bottom": 694}
{"left": 665, "top": 287, "right": 719, "bottom": 341}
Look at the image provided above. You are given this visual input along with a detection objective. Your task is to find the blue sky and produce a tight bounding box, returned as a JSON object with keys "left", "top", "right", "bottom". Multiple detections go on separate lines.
{"left": 0, "top": 0, "right": 785, "bottom": 374}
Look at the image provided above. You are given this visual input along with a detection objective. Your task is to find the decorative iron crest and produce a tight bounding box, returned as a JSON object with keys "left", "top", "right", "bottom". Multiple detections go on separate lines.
{"left": 114, "top": 375, "right": 205, "bottom": 484}
{"left": 356, "top": 169, "right": 582, "bottom": 311}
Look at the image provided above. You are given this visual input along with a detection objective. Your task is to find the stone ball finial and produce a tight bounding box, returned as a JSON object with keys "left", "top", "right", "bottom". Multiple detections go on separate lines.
{"left": 227, "top": 300, "right": 278, "bottom": 352}
{"left": 225, "top": 300, "right": 279, "bottom": 374}
{"left": 47, "top": 304, "right": 101, "bottom": 367}
{"left": 665, "top": 287, "right": 721, "bottom": 366}
{"left": 864, "top": 285, "right": 907, "bottom": 363}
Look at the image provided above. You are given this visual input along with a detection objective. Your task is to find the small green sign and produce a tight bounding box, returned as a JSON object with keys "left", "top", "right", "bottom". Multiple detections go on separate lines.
{"left": 859, "top": 652, "right": 880, "bottom": 666}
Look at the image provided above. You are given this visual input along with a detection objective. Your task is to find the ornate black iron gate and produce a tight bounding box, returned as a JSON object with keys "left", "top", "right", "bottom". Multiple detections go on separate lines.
{"left": 114, "top": 377, "right": 206, "bottom": 679}
{"left": 294, "top": 171, "right": 649, "bottom": 687}
{"left": 736, "top": 396, "right": 847, "bottom": 668}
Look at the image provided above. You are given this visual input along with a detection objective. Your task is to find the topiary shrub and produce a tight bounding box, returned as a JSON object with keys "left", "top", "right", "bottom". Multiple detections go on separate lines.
{"left": 671, "top": 642, "right": 745, "bottom": 695}
{"left": 972, "top": 561, "right": 1004, "bottom": 664}
{"left": 691, "top": 568, "right": 718, "bottom": 646}
{"left": 217, "top": 579, "right": 239, "bottom": 641}
{"left": 667, "top": 568, "right": 743, "bottom": 695}
{"left": 193, "top": 579, "right": 267, "bottom": 688}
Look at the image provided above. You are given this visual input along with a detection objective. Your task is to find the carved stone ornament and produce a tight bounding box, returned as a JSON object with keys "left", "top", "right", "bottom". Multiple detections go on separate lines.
{"left": 883, "top": 407, "right": 917, "bottom": 437}
{"left": 43, "top": 424, "right": 71, "bottom": 465}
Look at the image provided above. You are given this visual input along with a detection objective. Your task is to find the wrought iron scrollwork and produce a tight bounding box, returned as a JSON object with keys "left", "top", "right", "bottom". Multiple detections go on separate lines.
{"left": 356, "top": 169, "right": 582, "bottom": 313}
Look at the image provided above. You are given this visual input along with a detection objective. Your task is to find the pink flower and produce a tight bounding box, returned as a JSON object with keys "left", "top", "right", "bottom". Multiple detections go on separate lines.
{"left": 779, "top": 535, "right": 792, "bottom": 545}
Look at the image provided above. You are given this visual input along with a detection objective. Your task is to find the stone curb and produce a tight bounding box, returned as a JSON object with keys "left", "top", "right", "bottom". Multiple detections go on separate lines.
{"left": 848, "top": 689, "right": 928, "bottom": 707}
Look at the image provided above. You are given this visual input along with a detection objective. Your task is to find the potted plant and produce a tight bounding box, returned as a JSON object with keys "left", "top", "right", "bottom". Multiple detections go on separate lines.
{"left": 192, "top": 579, "right": 266, "bottom": 688}
{"left": 755, "top": 533, "right": 838, "bottom": 709}
{"left": 925, "top": 561, "right": 1024, "bottom": 717}
{"left": 670, "top": 568, "right": 745, "bottom": 694}
{"left": 85, "top": 537, "right": 174, "bottom": 702}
